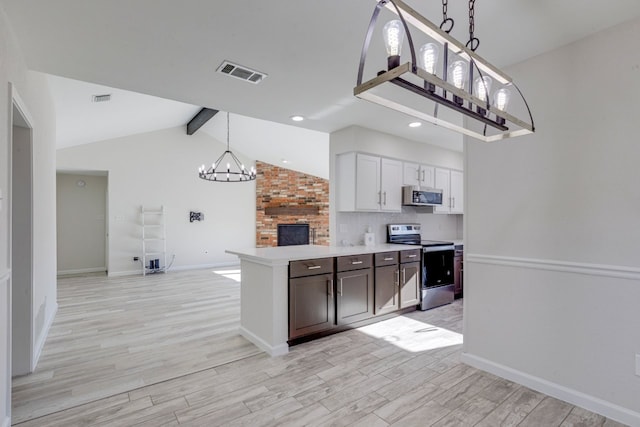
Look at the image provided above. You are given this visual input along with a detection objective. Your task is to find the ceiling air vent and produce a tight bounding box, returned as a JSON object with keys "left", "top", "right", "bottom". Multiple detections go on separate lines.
{"left": 92, "top": 94, "right": 111, "bottom": 103}
{"left": 216, "top": 60, "right": 267, "bottom": 84}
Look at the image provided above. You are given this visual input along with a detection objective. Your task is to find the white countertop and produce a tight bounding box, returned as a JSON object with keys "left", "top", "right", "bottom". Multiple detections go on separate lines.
{"left": 226, "top": 244, "right": 418, "bottom": 266}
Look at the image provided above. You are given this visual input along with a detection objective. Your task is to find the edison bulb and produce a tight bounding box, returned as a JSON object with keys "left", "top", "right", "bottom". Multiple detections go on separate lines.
{"left": 448, "top": 60, "right": 468, "bottom": 89}
{"left": 474, "top": 76, "right": 493, "bottom": 102}
{"left": 383, "top": 20, "right": 404, "bottom": 69}
{"left": 448, "top": 60, "right": 468, "bottom": 105}
{"left": 474, "top": 76, "right": 492, "bottom": 115}
{"left": 494, "top": 87, "right": 511, "bottom": 111}
{"left": 419, "top": 43, "right": 439, "bottom": 74}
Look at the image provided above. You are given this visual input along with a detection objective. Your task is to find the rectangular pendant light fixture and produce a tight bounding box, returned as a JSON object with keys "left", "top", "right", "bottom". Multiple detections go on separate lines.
{"left": 354, "top": 0, "right": 535, "bottom": 143}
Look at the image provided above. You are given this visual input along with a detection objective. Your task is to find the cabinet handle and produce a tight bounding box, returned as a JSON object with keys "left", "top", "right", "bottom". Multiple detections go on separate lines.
{"left": 351, "top": 260, "right": 363, "bottom": 265}
{"left": 402, "top": 268, "right": 406, "bottom": 287}
{"left": 407, "top": 254, "right": 417, "bottom": 258}
{"left": 452, "top": 197, "right": 455, "bottom": 209}
{"left": 307, "top": 265, "right": 322, "bottom": 270}
{"left": 328, "top": 279, "right": 333, "bottom": 297}
{"left": 395, "top": 269, "right": 399, "bottom": 286}
{"left": 378, "top": 191, "right": 382, "bottom": 205}
{"left": 383, "top": 191, "right": 387, "bottom": 205}
{"left": 383, "top": 257, "right": 394, "bottom": 261}
{"left": 338, "top": 279, "right": 343, "bottom": 296}
{"left": 421, "top": 169, "right": 425, "bottom": 182}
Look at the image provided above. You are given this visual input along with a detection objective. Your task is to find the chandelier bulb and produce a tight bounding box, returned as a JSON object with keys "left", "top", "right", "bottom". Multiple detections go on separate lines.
{"left": 494, "top": 87, "right": 511, "bottom": 111}
{"left": 419, "top": 43, "right": 439, "bottom": 75}
{"left": 383, "top": 20, "right": 404, "bottom": 69}
{"left": 448, "top": 60, "right": 468, "bottom": 105}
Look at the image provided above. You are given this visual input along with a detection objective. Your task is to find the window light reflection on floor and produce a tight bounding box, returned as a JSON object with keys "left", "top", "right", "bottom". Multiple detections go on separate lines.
{"left": 213, "top": 269, "right": 241, "bottom": 282}
{"left": 357, "top": 316, "right": 463, "bottom": 353}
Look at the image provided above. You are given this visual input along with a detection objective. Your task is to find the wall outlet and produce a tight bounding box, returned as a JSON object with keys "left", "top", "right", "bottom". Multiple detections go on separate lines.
{"left": 133, "top": 256, "right": 139, "bottom": 262}
{"left": 636, "top": 354, "right": 640, "bottom": 377}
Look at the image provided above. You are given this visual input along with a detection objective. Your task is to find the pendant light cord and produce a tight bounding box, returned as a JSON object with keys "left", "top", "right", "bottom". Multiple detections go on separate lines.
{"left": 226, "top": 112, "right": 230, "bottom": 151}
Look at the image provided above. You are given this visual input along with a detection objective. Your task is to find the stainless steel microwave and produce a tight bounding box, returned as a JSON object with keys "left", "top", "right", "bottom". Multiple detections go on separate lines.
{"left": 402, "top": 185, "right": 443, "bottom": 206}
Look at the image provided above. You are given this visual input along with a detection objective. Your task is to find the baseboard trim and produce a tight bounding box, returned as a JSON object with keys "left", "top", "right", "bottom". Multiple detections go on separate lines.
{"left": 33, "top": 302, "right": 58, "bottom": 370}
{"left": 466, "top": 253, "right": 640, "bottom": 280}
{"left": 239, "top": 326, "right": 288, "bottom": 357}
{"left": 461, "top": 352, "right": 640, "bottom": 427}
{"left": 57, "top": 267, "right": 106, "bottom": 277}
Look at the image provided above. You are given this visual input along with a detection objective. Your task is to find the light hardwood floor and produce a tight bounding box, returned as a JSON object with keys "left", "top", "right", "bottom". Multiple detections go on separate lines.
{"left": 13, "top": 268, "right": 627, "bottom": 426}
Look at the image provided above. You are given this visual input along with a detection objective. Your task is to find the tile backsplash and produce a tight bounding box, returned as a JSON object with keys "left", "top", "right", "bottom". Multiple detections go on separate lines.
{"left": 335, "top": 208, "right": 462, "bottom": 246}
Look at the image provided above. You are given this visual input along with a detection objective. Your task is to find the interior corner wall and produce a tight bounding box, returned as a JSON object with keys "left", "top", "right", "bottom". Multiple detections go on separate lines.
{"left": 329, "top": 126, "right": 464, "bottom": 246}
{"left": 463, "top": 17, "right": 640, "bottom": 425}
{"left": 56, "top": 127, "right": 257, "bottom": 276}
{"left": 0, "top": 6, "right": 58, "bottom": 424}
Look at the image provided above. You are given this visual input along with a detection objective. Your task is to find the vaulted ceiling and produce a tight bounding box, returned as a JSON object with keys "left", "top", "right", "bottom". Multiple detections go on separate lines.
{"left": 4, "top": 0, "right": 640, "bottom": 152}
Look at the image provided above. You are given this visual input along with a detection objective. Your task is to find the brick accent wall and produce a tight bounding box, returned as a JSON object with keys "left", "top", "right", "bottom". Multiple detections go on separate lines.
{"left": 256, "top": 161, "right": 330, "bottom": 247}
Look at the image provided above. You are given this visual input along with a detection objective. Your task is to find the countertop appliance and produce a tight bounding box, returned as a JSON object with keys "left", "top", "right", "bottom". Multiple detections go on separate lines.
{"left": 402, "top": 186, "right": 443, "bottom": 207}
{"left": 387, "top": 224, "right": 455, "bottom": 310}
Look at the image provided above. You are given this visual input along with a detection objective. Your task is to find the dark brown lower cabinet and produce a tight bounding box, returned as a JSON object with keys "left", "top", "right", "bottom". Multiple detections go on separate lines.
{"left": 336, "top": 254, "right": 374, "bottom": 325}
{"left": 374, "top": 264, "right": 398, "bottom": 315}
{"left": 289, "top": 273, "right": 335, "bottom": 339}
{"left": 289, "top": 257, "right": 335, "bottom": 340}
{"left": 399, "top": 261, "right": 420, "bottom": 308}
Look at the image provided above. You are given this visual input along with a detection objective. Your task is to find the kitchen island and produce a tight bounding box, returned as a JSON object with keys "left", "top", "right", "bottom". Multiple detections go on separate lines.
{"left": 226, "top": 244, "right": 418, "bottom": 356}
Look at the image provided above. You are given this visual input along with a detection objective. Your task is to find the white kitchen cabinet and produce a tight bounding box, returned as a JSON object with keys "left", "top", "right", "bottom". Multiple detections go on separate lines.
{"left": 336, "top": 152, "right": 402, "bottom": 212}
{"left": 403, "top": 162, "right": 435, "bottom": 188}
{"left": 434, "top": 168, "right": 464, "bottom": 214}
{"left": 450, "top": 170, "right": 464, "bottom": 214}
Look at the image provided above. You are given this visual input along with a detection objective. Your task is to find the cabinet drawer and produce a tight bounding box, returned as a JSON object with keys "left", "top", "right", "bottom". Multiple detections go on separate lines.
{"left": 337, "top": 253, "right": 373, "bottom": 272}
{"left": 289, "top": 257, "right": 334, "bottom": 278}
{"left": 400, "top": 249, "right": 421, "bottom": 264}
{"left": 374, "top": 251, "right": 398, "bottom": 267}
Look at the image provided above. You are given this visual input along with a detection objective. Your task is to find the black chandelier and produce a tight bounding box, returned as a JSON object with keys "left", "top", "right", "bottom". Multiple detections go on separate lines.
{"left": 198, "top": 112, "right": 256, "bottom": 182}
{"left": 354, "top": 0, "right": 535, "bottom": 142}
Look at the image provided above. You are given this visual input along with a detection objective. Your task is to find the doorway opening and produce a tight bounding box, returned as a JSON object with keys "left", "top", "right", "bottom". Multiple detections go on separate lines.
{"left": 11, "top": 90, "right": 34, "bottom": 376}
{"left": 56, "top": 172, "right": 108, "bottom": 276}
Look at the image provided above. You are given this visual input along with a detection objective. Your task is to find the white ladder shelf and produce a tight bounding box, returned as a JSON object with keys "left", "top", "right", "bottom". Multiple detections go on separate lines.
{"left": 141, "top": 205, "right": 167, "bottom": 276}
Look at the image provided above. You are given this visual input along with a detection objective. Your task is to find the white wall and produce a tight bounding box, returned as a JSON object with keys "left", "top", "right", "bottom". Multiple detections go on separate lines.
{"left": 57, "top": 127, "right": 258, "bottom": 276}
{"left": 330, "top": 126, "right": 464, "bottom": 245}
{"left": 463, "top": 17, "right": 640, "bottom": 425}
{"left": 0, "top": 6, "right": 58, "bottom": 425}
{"left": 56, "top": 173, "right": 107, "bottom": 275}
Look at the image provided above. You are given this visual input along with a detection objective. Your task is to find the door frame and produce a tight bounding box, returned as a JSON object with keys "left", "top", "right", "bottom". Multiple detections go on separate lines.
{"left": 9, "top": 82, "right": 36, "bottom": 375}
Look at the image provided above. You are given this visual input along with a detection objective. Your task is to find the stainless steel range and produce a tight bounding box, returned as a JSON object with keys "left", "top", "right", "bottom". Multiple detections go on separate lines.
{"left": 387, "top": 224, "right": 455, "bottom": 310}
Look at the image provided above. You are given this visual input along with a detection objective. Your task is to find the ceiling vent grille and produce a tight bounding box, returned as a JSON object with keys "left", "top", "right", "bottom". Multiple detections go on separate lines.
{"left": 216, "top": 60, "right": 267, "bottom": 84}
{"left": 92, "top": 94, "right": 111, "bottom": 103}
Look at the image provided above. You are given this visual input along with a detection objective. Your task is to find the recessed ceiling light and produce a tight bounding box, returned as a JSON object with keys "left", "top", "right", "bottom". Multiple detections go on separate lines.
{"left": 290, "top": 115, "right": 304, "bottom": 122}
{"left": 281, "top": 159, "right": 290, "bottom": 164}
{"left": 408, "top": 122, "right": 422, "bottom": 128}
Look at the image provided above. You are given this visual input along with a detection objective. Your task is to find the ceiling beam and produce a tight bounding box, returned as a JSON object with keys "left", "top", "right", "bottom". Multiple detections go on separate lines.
{"left": 187, "top": 108, "right": 218, "bottom": 135}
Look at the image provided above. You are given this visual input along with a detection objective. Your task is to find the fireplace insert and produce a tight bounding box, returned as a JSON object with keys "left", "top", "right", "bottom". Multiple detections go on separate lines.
{"left": 277, "top": 224, "right": 310, "bottom": 246}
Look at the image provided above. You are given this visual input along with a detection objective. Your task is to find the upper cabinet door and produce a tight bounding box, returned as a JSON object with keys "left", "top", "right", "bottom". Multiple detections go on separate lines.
{"left": 403, "top": 162, "right": 420, "bottom": 186}
{"left": 355, "top": 153, "right": 381, "bottom": 211}
{"left": 449, "top": 170, "right": 464, "bottom": 214}
{"left": 420, "top": 165, "right": 435, "bottom": 188}
{"left": 380, "top": 158, "right": 402, "bottom": 212}
{"left": 433, "top": 167, "right": 451, "bottom": 214}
